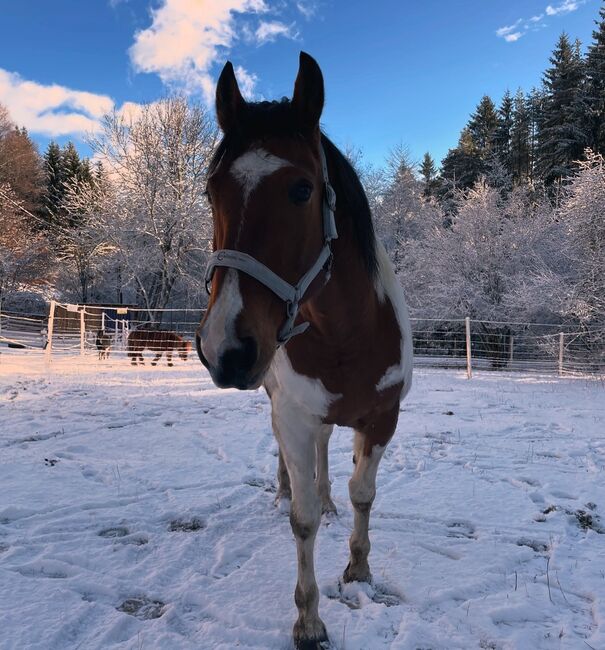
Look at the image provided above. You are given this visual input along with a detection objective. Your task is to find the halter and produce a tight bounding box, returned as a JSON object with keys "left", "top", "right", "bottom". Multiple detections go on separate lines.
{"left": 204, "top": 144, "right": 338, "bottom": 345}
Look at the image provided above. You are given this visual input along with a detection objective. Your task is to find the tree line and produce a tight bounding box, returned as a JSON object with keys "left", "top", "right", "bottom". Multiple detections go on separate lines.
{"left": 0, "top": 3, "right": 604, "bottom": 344}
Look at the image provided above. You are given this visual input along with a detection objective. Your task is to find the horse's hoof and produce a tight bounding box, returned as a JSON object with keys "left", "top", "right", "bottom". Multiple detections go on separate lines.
{"left": 321, "top": 498, "right": 337, "bottom": 516}
{"left": 343, "top": 561, "right": 371, "bottom": 584}
{"left": 293, "top": 620, "right": 329, "bottom": 650}
{"left": 167, "top": 363, "right": 174, "bottom": 367}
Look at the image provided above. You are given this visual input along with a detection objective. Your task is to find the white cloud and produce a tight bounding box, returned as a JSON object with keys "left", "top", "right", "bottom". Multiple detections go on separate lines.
{"left": 255, "top": 20, "right": 296, "bottom": 44}
{"left": 234, "top": 65, "right": 257, "bottom": 99}
{"left": 0, "top": 68, "right": 114, "bottom": 137}
{"left": 129, "top": 0, "right": 283, "bottom": 102}
{"left": 296, "top": 1, "right": 317, "bottom": 19}
{"left": 546, "top": 0, "right": 581, "bottom": 16}
{"left": 0, "top": 68, "right": 145, "bottom": 139}
{"left": 496, "top": 20, "right": 522, "bottom": 38}
{"left": 496, "top": 0, "right": 588, "bottom": 43}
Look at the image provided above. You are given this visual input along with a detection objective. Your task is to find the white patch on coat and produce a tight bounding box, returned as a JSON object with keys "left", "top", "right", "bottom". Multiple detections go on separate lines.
{"left": 266, "top": 347, "right": 340, "bottom": 419}
{"left": 230, "top": 149, "right": 291, "bottom": 203}
{"left": 374, "top": 241, "right": 413, "bottom": 398}
{"left": 199, "top": 269, "right": 243, "bottom": 367}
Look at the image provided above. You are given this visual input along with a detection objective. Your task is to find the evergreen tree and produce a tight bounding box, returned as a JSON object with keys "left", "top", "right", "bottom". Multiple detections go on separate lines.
{"left": 537, "top": 33, "right": 587, "bottom": 184}
{"left": 585, "top": 2, "right": 605, "bottom": 154}
{"left": 420, "top": 152, "right": 438, "bottom": 197}
{"left": 43, "top": 141, "right": 64, "bottom": 227}
{"left": 510, "top": 90, "right": 531, "bottom": 183}
{"left": 468, "top": 95, "right": 500, "bottom": 156}
{"left": 441, "top": 128, "right": 485, "bottom": 192}
{"left": 495, "top": 90, "right": 514, "bottom": 176}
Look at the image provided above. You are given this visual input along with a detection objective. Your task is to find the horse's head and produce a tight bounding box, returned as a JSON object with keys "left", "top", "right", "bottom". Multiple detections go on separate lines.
{"left": 180, "top": 340, "right": 192, "bottom": 362}
{"left": 197, "top": 52, "right": 334, "bottom": 390}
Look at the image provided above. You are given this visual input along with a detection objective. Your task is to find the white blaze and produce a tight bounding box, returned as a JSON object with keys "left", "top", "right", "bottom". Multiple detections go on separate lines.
{"left": 230, "top": 148, "right": 291, "bottom": 203}
{"left": 200, "top": 269, "right": 243, "bottom": 367}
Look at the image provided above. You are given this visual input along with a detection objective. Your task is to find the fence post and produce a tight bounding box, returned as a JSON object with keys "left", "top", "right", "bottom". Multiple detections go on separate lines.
{"left": 45, "top": 300, "right": 56, "bottom": 363}
{"left": 80, "top": 308, "right": 86, "bottom": 356}
{"left": 558, "top": 332, "right": 564, "bottom": 377}
{"left": 509, "top": 335, "right": 514, "bottom": 367}
{"left": 465, "top": 316, "right": 472, "bottom": 379}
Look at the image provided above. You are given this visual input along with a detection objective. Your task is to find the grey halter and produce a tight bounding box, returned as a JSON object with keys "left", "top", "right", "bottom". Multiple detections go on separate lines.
{"left": 204, "top": 145, "right": 338, "bottom": 345}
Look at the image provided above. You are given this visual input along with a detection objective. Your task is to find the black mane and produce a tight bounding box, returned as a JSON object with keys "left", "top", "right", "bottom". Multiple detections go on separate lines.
{"left": 208, "top": 99, "right": 378, "bottom": 280}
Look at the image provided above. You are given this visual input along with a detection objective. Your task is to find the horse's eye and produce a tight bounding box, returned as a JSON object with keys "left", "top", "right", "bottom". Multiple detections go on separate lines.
{"left": 289, "top": 180, "right": 313, "bottom": 205}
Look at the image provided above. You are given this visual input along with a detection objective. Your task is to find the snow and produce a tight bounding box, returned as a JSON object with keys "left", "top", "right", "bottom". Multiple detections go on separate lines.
{"left": 1, "top": 353, "right": 604, "bottom": 649}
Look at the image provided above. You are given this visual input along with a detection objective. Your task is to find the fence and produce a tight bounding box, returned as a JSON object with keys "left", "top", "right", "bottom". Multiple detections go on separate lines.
{"left": 1, "top": 301, "right": 605, "bottom": 377}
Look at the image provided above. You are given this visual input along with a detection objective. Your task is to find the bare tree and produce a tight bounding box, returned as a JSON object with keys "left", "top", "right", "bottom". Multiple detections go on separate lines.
{"left": 65, "top": 97, "right": 217, "bottom": 318}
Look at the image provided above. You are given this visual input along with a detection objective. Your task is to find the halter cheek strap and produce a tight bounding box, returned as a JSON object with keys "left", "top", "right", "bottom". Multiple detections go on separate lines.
{"left": 204, "top": 144, "right": 338, "bottom": 345}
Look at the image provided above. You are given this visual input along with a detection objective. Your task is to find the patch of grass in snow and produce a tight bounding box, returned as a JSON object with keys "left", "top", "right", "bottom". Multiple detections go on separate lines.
{"left": 168, "top": 517, "right": 205, "bottom": 532}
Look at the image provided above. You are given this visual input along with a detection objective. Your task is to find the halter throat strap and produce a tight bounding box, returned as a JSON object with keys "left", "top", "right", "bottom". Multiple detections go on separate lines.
{"left": 204, "top": 143, "right": 338, "bottom": 345}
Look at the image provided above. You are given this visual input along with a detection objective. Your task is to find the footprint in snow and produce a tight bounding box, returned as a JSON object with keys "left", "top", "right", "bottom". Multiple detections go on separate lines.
{"left": 117, "top": 597, "right": 165, "bottom": 620}
{"left": 446, "top": 520, "right": 477, "bottom": 539}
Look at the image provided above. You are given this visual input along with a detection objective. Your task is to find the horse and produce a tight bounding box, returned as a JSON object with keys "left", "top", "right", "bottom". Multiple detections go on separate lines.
{"left": 127, "top": 329, "right": 192, "bottom": 367}
{"left": 95, "top": 329, "right": 112, "bottom": 360}
{"left": 196, "top": 52, "right": 413, "bottom": 649}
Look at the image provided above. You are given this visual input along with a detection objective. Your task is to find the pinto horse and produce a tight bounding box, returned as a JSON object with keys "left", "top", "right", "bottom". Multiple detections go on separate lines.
{"left": 196, "top": 52, "right": 413, "bottom": 649}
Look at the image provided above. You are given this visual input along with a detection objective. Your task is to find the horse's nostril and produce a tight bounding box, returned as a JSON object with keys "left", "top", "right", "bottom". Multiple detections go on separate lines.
{"left": 220, "top": 337, "right": 258, "bottom": 381}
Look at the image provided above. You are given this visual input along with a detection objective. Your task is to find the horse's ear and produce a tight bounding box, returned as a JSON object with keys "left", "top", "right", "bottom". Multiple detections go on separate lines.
{"left": 216, "top": 61, "right": 246, "bottom": 133}
{"left": 291, "top": 51, "right": 324, "bottom": 132}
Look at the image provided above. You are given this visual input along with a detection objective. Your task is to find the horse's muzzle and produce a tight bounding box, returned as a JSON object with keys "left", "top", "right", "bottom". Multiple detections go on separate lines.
{"left": 196, "top": 332, "right": 261, "bottom": 390}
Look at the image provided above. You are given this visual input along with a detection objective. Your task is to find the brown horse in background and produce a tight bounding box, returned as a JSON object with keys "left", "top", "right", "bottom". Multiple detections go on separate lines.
{"left": 127, "top": 330, "right": 192, "bottom": 367}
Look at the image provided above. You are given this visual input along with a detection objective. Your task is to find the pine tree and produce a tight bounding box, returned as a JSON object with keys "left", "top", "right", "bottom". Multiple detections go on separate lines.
{"left": 585, "top": 2, "right": 605, "bottom": 154}
{"left": 495, "top": 90, "right": 514, "bottom": 176}
{"left": 468, "top": 95, "right": 500, "bottom": 155}
{"left": 43, "top": 141, "right": 64, "bottom": 227}
{"left": 510, "top": 90, "right": 531, "bottom": 183}
{"left": 537, "top": 33, "right": 588, "bottom": 184}
{"left": 420, "top": 152, "right": 438, "bottom": 197}
{"left": 441, "top": 127, "right": 485, "bottom": 192}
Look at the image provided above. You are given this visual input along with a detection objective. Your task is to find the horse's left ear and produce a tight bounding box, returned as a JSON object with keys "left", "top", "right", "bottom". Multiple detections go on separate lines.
{"left": 292, "top": 51, "right": 324, "bottom": 131}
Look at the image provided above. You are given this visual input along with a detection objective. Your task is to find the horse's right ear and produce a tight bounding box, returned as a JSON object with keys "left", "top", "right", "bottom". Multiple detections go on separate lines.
{"left": 216, "top": 61, "right": 246, "bottom": 133}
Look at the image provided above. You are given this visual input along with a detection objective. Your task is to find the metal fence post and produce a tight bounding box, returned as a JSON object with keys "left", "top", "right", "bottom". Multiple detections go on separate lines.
{"left": 509, "top": 335, "right": 514, "bottom": 368}
{"left": 465, "top": 316, "right": 472, "bottom": 379}
{"left": 45, "top": 300, "right": 56, "bottom": 363}
{"left": 80, "top": 307, "right": 86, "bottom": 356}
{"left": 558, "top": 332, "right": 564, "bottom": 377}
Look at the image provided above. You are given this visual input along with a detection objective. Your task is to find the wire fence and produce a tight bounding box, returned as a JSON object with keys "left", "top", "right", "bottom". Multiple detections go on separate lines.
{"left": 1, "top": 301, "right": 605, "bottom": 378}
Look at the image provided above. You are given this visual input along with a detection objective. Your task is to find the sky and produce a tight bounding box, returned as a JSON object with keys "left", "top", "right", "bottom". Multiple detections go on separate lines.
{"left": 0, "top": 0, "right": 601, "bottom": 168}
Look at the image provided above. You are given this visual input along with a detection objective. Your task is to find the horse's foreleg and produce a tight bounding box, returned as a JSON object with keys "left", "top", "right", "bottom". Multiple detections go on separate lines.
{"left": 275, "top": 446, "right": 291, "bottom": 503}
{"left": 166, "top": 351, "right": 173, "bottom": 367}
{"left": 273, "top": 401, "right": 327, "bottom": 649}
{"left": 316, "top": 425, "right": 336, "bottom": 514}
{"left": 344, "top": 407, "right": 397, "bottom": 584}
{"left": 151, "top": 352, "right": 162, "bottom": 366}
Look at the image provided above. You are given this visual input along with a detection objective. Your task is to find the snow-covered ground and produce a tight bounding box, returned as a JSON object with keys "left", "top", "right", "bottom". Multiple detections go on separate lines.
{"left": 1, "top": 353, "right": 604, "bottom": 650}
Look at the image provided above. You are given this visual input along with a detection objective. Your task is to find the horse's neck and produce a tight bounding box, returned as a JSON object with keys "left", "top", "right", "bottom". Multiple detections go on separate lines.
{"left": 302, "top": 232, "right": 379, "bottom": 346}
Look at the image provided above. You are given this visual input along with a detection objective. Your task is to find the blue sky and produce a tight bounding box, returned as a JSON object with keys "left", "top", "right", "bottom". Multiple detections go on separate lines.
{"left": 0, "top": 0, "right": 600, "bottom": 168}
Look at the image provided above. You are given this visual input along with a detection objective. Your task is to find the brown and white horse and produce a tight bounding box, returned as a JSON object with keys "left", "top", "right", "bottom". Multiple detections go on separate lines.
{"left": 196, "top": 52, "right": 413, "bottom": 649}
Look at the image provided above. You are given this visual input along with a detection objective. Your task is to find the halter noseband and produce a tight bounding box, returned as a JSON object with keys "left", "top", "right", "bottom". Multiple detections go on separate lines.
{"left": 204, "top": 145, "right": 338, "bottom": 345}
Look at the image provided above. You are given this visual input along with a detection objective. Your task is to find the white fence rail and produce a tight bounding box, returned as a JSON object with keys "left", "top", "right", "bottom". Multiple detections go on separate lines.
{"left": 2, "top": 302, "right": 605, "bottom": 377}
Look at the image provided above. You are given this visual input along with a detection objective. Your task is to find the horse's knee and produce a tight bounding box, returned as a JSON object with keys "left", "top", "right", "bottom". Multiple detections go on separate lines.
{"left": 290, "top": 506, "right": 320, "bottom": 541}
